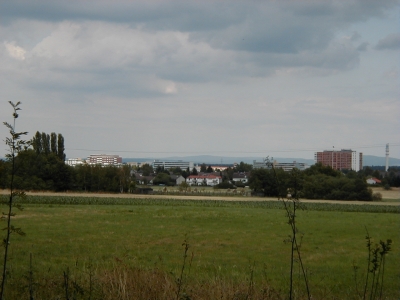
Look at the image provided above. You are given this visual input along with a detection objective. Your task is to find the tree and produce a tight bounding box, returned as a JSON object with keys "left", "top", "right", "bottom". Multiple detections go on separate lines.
{"left": 200, "top": 163, "right": 207, "bottom": 173}
{"left": 50, "top": 132, "right": 57, "bottom": 154}
{"left": 140, "top": 164, "right": 153, "bottom": 176}
{"left": 1, "top": 101, "right": 29, "bottom": 298}
{"left": 206, "top": 165, "right": 213, "bottom": 173}
{"left": 118, "top": 165, "right": 132, "bottom": 193}
{"left": 235, "top": 161, "right": 253, "bottom": 172}
{"left": 42, "top": 132, "right": 50, "bottom": 155}
{"left": 153, "top": 173, "right": 174, "bottom": 186}
{"left": 191, "top": 167, "right": 198, "bottom": 175}
{"left": 31, "top": 131, "right": 43, "bottom": 154}
{"left": 57, "top": 133, "right": 65, "bottom": 161}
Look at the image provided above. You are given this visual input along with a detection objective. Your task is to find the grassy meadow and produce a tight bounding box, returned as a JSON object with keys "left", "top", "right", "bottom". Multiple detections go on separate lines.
{"left": 1, "top": 193, "right": 398, "bottom": 299}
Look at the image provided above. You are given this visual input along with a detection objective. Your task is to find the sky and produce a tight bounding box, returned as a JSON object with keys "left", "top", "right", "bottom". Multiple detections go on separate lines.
{"left": 0, "top": 0, "right": 399, "bottom": 160}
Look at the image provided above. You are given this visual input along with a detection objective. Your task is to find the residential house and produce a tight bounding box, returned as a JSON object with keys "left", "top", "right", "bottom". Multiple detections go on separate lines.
{"left": 186, "top": 174, "right": 222, "bottom": 186}
{"left": 366, "top": 178, "right": 382, "bottom": 185}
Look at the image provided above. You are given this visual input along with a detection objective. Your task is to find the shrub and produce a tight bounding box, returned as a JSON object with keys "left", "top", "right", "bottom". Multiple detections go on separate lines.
{"left": 372, "top": 192, "right": 382, "bottom": 201}
{"left": 384, "top": 184, "right": 391, "bottom": 190}
{"left": 214, "top": 181, "right": 236, "bottom": 189}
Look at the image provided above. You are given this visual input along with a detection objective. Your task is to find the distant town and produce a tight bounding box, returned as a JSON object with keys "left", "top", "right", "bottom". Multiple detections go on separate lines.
{"left": 64, "top": 148, "right": 398, "bottom": 188}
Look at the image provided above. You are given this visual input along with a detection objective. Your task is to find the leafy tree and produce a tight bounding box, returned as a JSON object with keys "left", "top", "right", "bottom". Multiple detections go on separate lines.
{"left": 118, "top": 165, "right": 132, "bottom": 193}
{"left": 41, "top": 132, "right": 50, "bottom": 155}
{"left": 303, "top": 162, "right": 341, "bottom": 177}
{"left": 156, "top": 166, "right": 170, "bottom": 175}
{"left": 178, "top": 181, "right": 189, "bottom": 191}
{"left": 31, "top": 131, "right": 43, "bottom": 154}
{"left": 223, "top": 167, "right": 234, "bottom": 181}
{"left": 50, "top": 132, "right": 57, "bottom": 154}
{"left": 57, "top": 133, "right": 65, "bottom": 161}
{"left": 140, "top": 163, "right": 153, "bottom": 176}
{"left": 153, "top": 173, "right": 174, "bottom": 186}
{"left": 248, "top": 168, "right": 284, "bottom": 197}
{"left": 200, "top": 163, "right": 207, "bottom": 172}
{"left": 169, "top": 167, "right": 183, "bottom": 175}
{"left": 206, "top": 165, "right": 213, "bottom": 173}
{"left": 235, "top": 161, "right": 253, "bottom": 172}
{"left": 191, "top": 168, "right": 198, "bottom": 175}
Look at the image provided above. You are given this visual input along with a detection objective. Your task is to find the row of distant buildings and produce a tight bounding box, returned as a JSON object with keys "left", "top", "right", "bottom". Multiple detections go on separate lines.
{"left": 66, "top": 149, "right": 364, "bottom": 172}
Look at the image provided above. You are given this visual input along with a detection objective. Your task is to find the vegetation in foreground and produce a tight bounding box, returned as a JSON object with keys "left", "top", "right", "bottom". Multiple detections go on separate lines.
{"left": 0, "top": 198, "right": 398, "bottom": 299}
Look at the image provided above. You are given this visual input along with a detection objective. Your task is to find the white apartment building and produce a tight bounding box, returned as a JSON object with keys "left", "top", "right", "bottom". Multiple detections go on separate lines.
{"left": 253, "top": 160, "right": 309, "bottom": 171}
{"left": 152, "top": 160, "right": 194, "bottom": 171}
{"left": 186, "top": 174, "right": 222, "bottom": 186}
{"left": 65, "top": 158, "right": 84, "bottom": 167}
{"left": 88, "top": 154, "right": 122, "bottom": 166}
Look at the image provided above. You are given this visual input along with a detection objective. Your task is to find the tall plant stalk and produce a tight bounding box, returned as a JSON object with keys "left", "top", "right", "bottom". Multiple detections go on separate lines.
{"left": 0, "top": 101, "right": 29, "bottom": 299}
{"left": 266, "top": 157, "right": 310, "bottom": 300}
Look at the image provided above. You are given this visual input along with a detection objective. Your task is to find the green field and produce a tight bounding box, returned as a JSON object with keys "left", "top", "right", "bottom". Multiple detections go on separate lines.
{"left": 1, "top": 195, "right": 399, "bottom": 299}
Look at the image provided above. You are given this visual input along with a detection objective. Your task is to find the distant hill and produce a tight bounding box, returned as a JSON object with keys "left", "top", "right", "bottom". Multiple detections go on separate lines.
{"left": 124, "top": 156, "right": 314, "bottom": 165}
{"left": 123, "top": 155, "right": 400, "bottom": 167}
{"left": 362, "top": 155, "right": 400, "bottom": 167}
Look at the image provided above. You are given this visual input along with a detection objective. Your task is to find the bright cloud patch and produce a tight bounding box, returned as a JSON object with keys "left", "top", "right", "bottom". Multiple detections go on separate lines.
{"left": 4, "top": 41, "right": 26, "bottom": 60}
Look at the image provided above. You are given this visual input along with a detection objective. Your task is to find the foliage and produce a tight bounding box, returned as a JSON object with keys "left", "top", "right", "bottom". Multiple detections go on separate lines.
{"left": 1, "top": 101, "right": 29, "bottom": 298}
{"left": 356, "top": 230, "right": 393, "bottom": 300}
{"left": 200, "top": 163, "right": 207, "bottom": 173}
{"left": 234, "top": 161, "right": 253, "bottom": 172}
{"left": 214, "top": 181, "right": 236, "bottom": 189}
{"left": 153, "top": 172, "right": 175, "bottom": 186}
{"left": 249, "top": 163, "right": 373, "bottom": 201}
{"left": 371, "top": 192, "right": 382, "bottom": 201}
{"left": 139, "top": 163, "right": 153, "bottom": 176}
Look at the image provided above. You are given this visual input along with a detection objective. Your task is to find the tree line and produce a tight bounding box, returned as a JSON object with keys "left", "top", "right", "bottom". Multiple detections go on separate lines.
{"left": 248, "top": 162, "right": 400, "bottom": 201}
{"left": 0, "top": 131, "right": 398, "bottom": 197}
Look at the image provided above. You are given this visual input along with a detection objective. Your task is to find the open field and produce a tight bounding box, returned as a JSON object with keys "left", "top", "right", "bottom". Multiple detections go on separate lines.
{"left": 0, "top": 193, "right": 399, "bottom": 299}
{"left": 1, "top": 186, "right": 399, "bottom": 204}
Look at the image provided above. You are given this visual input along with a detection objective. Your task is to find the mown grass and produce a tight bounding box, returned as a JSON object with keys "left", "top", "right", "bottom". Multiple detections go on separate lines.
{"left": 1, "top": 195, "right": 399, "bottom": 299}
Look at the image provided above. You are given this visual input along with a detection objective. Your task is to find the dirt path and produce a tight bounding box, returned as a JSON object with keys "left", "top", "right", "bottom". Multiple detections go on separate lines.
{"left": 1, "top": 189, "right": 398, "bottom": 206}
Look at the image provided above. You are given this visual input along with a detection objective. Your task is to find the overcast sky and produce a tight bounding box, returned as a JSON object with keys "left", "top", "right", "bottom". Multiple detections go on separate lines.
{"left": 0, "top": 0, "right": 399, "bottom": 160}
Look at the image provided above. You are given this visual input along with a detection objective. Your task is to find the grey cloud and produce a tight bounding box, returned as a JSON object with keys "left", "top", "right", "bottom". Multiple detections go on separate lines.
{"left": 0, "top": 1, "right": 246, "bottom": 31}
{"left": 356, "top": 42, "right": 369, "bottom": 52}
{"left": 375, "top": 33, "right": 400, "bottom": 50}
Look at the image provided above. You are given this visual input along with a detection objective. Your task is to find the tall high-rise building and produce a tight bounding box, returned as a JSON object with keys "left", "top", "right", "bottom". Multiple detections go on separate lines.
{"left": 314, "top": 149, "right": 362, "bottom": 171}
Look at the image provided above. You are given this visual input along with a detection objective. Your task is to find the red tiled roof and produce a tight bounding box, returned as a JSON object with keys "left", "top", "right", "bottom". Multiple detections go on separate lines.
{"left": 187, "top": 175, "right": 222, "bottom": 179}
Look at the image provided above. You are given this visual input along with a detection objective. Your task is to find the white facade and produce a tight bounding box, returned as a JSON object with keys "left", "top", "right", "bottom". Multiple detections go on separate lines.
{"left": 152, "top": 160, "right": 194, "bottom": 171}
{"left": 88, "top": 154, "right": 122, "bottom": 166}
{"left": 253, "top": 160, "right": 309, "bottom": 171}
{"left": 186, "top": 175, "right": 222, "bottom": 186}
{"left": 65, "top": 158, "right": 84, "bottom": 167}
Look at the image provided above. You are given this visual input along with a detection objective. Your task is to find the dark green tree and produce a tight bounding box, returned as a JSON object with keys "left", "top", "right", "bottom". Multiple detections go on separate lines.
{"left": 235, "top": 161, "right": 253, "bottom": 172}
{"left": 140, "top": 163, "right": 153, "bottom": 176}
{"left": 200, "top": 163, "right": 207, "bottom": 172}
{"left": 206, "top": 165, "right": 213, "bottom": 173}
{"left": 31, "top": 131, "right": 43, "bottom": 154}
{"left": 41, "top": 132, "right": 50, "bottom": 155}
{"left": 50, "top": 132, "right": 57, "bottom": 154}
{"left": 57, "top": 133, "right": 65, "bottom": 161}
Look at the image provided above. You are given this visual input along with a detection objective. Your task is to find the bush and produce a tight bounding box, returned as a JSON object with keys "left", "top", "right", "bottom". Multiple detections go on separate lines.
{"left": 384, "top": 184, "right": 391, "bottom": 190}
{"left": 372, "top": 192, "right": 382, "bottom": 201}
{"left": 214, "top": 181, "right": 236, "bottom": 189}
